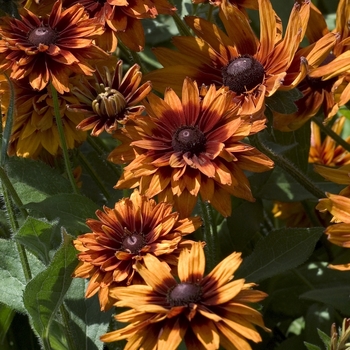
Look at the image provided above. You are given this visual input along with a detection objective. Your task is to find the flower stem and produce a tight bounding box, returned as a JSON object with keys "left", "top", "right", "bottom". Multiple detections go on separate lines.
{"left": 1, "top": 74, "right": 15, "bottom": 166}
{"left": 87, "top": 135, "right": 121, "bottom": 178}
{"left": 0, "top": 179, "right": 31, "bottom": 282}
{"left": 312, "top": 116, "right": 350, "bottom": 153}
{"left": 59, "top": 304, "right": 77, "bottom": 350}
{"left": 77, "top": 150, "right": 111, "bottom": 200}
{"left": 252, "top": 133, "right": 325, "bottom": 199}
{"left": 171, "top": 10, "right": 192, "bottom": 37}
{"left": 0, "top": 166, "right": 28, "bottom": 219}
{"left": 199, "top": 197, "right": 220, "bottom": 272}
{"left": 50, "top": 83, "right": 79, "bottom": 194}
{"left": 118, "top": 41, "right": 148, "bottom": 73}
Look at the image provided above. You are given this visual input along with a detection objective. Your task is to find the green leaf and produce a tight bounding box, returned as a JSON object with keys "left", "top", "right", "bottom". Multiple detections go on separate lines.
{"left": 15, "top": 217, "right": 59, "bottom": 265}
{"left": 304, "top": 342, "right": 322, "bottom": 350}
{"left": 64, "top": 278, "right": 113, "bottom": 350}
{"left": 0, "top": 238, "right": 45, "bottom": 313}
{"left": 5, "top": 157, "right": 72, "bottom": 205}
{"left": 301, "top": 286, "right": 350, "bottom": 315}
{"left": 255, "top": 165, "right": 344, "bottom": 201}
{"left": 265, "top": 89, "right": 303, "bottom": 114}
{"left": 317, "top": 329, "right": 332, "bottom": 350}
{"left": 23, "top": 229, "right": 78, "bottom": 349}
{"left": 236, "top": 227, "right": 324, "bottom": 282}
{"left": 219, "top": 200, "right": 264, "bottom": 257}
{"left": 25, "top": 193, "right": 99, "bottom": 236}
{"left": 0, "top": 304, "right": 15, "bottom": 344}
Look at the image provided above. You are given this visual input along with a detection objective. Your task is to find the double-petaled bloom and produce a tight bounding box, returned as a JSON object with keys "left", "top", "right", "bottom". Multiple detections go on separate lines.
{"left": 108, "top": 78, "right": 274, "bottom": 218}
{"left": 0, "top": 0, "right": 108, "bottom": 94}
{"left": 309, "top": 117, "right": 350, "bottom": 166}
{"left": 72, "top": 189, "right": 201, "bottom": 311}
{"left": 3, "top": 77, "right": 86, "bottom": 159}
{"left": 69, "top": 58, "right": 152, "bottom": 136}
{"left": 273, "top": 0, "right": 350, "bottom": 131}
{"left": 63, "top": 0, "right": 176, "bottom": 52}
{"left": 316, "top": 186, "right": 350, "bottom": 271}
{"left": 315, "top": 164, "right": 350, "bottom": 271}
{"left": 146, "top": 0, "right": 310, "bottom": 115}
{"left": 101, "top": 242, "right": 269, "bottom": 349}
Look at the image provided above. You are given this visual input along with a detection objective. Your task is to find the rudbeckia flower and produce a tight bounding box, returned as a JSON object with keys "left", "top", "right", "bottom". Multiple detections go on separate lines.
{"left": 146, "top": 0, "right": 309, "bottom": 115}
{"left": 0, "top": 0, "right": 108, "bottom": 94}
{"left": 3, "top": 78, "right": 86, "bottom": 159}
{"left": 309, "top": 116, "right": 350, "bottom": 166}
{"left": 72, "top": 189, "right": 201, "bottom": 311}
{"left": 316, "top": 186, "right": 350, "bottom": 271}
{"left": 69, "top": 57, "right": 152, "bottom": 136}
{"left": 101, "top": 242, "right": 269, "bottom": 349}
{"left": 63, "top": 0, "right": 176, "bottom": 52}
{"left": 108, "top": 78, "right": 274, "bottom": 218}
{"left": 273, "top": 0, "right": 350, "bottom": 131}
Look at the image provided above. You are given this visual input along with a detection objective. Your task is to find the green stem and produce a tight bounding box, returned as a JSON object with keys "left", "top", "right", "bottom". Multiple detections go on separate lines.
{"left": 252, "top": 133, "right": 325, "bottom": 199}
{"left": 118, "top": 41, "right": 148, "bottom": 73}
{"left": 77, "top": 150, "right": 111, "bottom": 200}
{"left": 50, "top": 83, "right": 79, "bottom": 194}
{"left": 207, "top": 4, "right": 214, "bottom": 22}
{"left": 0, "top": 180, "right": 31, "bottom": 282}
{"left": 1, "top": 74, "right": 15, "bottom": 166}
{"left": 87, "top": 135, "right": 122, "bottom": 178}
{"left": 171, "top": 11, "right": 192, "bottom": 37}
{"left": 312, "top": 116, "right": 350, "bottom": 153}
{"left": 59, "top": 304, "right": 77, "bottom": 350}
{"left": 0, "top": 166, "right": 28, "bottom": 219}
{"left": 199, "top": 197, "right": 220, "bottom": 272}
{"left": 292, "top": 268, "right": 315, "bottom": 290}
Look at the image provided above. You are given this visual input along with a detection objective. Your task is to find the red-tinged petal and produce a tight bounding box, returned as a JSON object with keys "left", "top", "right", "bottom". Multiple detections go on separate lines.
{"left": 158, "top": 318, "right": 185, "bottom": 350}
{"left": 178, "top": 242, "right": 205, "bottom": 283}
{"left": 202, "top": 252, "right": 242, "bottom": 293}
{"left": 135, "top": 254, "right": 177, "bottom": 294}
{"left": 219, "top": 0, "right": 257, "bottom": 55}
{"left": 182, "top": 78, "right": 200, "bottom": 124}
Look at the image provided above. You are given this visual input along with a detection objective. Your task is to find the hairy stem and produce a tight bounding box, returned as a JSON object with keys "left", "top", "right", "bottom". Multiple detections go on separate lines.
{"left": 50, "top": 83, "right": 79, "bottom": 194}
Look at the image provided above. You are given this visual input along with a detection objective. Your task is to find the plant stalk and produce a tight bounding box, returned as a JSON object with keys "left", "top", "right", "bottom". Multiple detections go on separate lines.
{"left": 50, "top": 83, "right": 79, "bottom": 194}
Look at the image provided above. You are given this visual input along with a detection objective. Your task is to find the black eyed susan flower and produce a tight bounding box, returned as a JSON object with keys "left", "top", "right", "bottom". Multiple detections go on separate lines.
{"left": 101, "top": 242, "right": 269, "bottom": 349}
{"left": 108, "top": 78, "right": 274, "bottom": 218}
{"left": 146, "top": 0, "right": 310, "bottom": 115}
{"left": 72, "top": 189, "right": 201, "bottom": 310}
{"left": 69, "top": 57, "right": 152, "bottom": 136}
{"left": 0, "top": 0, "right": 108, "bottom": 94}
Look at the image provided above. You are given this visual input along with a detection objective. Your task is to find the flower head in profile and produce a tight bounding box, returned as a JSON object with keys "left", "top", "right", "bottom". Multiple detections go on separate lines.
{"left": 101, "top": 242, "right": 269, "bottom": 349}
{"left": 0, "top": 0, "right": 108, "bottom": 94}
{"left": 309, "top": 117, "right": 350, "bottom": 166}
{"left": 316, "top": 186, "right": 350, "bottom": 271}
{"left": 72, "top": 189, "right": 201, "bottom": 311}
{"left": 63, "top": 0, "right": 176, "bottom": 52}
{"left": 272, "top": 201, "right": 311, "bottom": 228}
{"left": 146, "top": 0, "right": 309, "bottom": 114}
{"left": 3, "top": 77, "right": 86, "bottom": 159}
{"left": 69, "top": 58, "right": 152, "bottom": 136}
{"left": 109, "top": 78, "right": 274, "bottom": 218}
{"left": 273, "top": 0, "right": 350, "bottom": 131}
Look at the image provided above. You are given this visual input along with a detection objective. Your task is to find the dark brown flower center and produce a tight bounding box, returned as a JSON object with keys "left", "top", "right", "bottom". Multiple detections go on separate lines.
{"left": 28, "top": 26, "right": 58, "bottom": 47}
{"left": 92, "top": 87, "right": 127, "bottom": 120}
{"left": 172, "top": 126, "right": 206, "bottom": 155}
{"left": 305, "top": 53, "right": 337, "bottom": 91}
{"left": 122, "top": 232, "right": 145, "bottom": 254}
{"left": 222, "top": 54, "right": 265, "bottom": 94}
{"left": 167, "top": 282, "right": 202, "bottom": 307}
